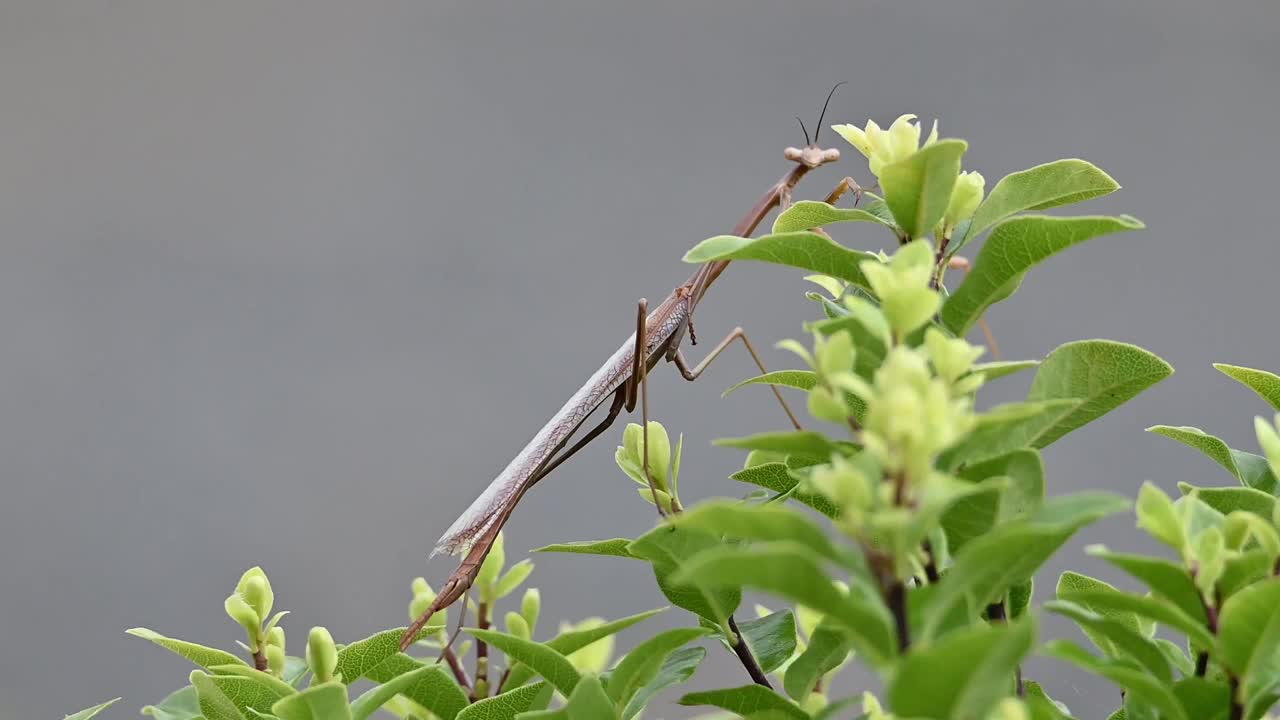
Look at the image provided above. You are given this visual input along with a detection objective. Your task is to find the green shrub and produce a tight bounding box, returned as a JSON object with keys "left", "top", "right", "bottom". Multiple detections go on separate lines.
{"left": 68, "top": 114, "right": 1280, "bottom": 720}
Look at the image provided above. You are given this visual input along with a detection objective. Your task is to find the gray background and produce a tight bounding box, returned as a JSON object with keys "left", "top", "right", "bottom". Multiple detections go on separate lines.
{"left": 2, "top": 2, "right": 1277, "bottom": 718}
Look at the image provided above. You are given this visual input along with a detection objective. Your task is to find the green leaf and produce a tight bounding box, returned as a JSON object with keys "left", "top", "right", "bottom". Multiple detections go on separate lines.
{"left": 959, "top": 159, "right": 1120, "bottom": 252}
{"left": 729, "top": 461, "right": 840, "bottom": 519}
{"left": 944, "top": 450, "right": 1047, "bottom": 551}
{"left": 782, "top": 620, "right": 850, "bottom": 701}
{"left": 940, "top": 481, "right": 1003, "bottom": 552}
{"left": 1021, "top": 340, "right": 1173, "bottom": 449}
{"left": 332, "top": 625, "right": 440, "bottom": 686}
{"left": 66, "top": 698, "right": 122, "bottom": 720}
{"left": 1042, "top": 640, "right": 1187, "bottom": 720}
{"left": 713, "top": 430, "right": 848, "bottom": 460}
{"left": 964, "top": 449, "right": 1046, "bottom": 520}
{"left": 1149, "top": 426, "right": 1279, "bottom": 494}
{"left": 502, "top": 608, "right": 665, "bottom": 692}
{"left": 1215, "top": 363, "right": 1280, "bottom": 411}
{"left": 677, "top": 685, "right": 808, "bottom": 719}
{"left": 1149, "top": 425, "right": 1240, "bottom": 475}
{"left": 888, "top": 617, "right": 1035, "bottom": 719}
{"left": 532, "top": 539, "right": 637, "bottom": 558}
{"left": 606, "top": 627, "right": 711, "bottom": 706}
{"left": 494, "top": 560, "right": 534, "bottom": 599}
{"left": 206, "top": 674, "right": 288, "bottom": 718}
{"left": 209, "top": 664, "right": 297, "bottom": 699}
{"left": 350, "top": 665, "right": 448, "bottom": 720}
{"left": 1220, "top": 549, "right": 1274, "bottom": 597}
{"left": 270, "top": 682, "right": 352, "bottom": 720}
{"left": 128, "top": 628, "right": 247, "bottom": 669}
{"left": 456, "top": 683, "right": 552, "bottom": 720}
{"left": 735, "top": 610, "right": 798, "bottom": 674}
{"left": 468, "top": 629, "right": 581, "bottom": 697}
{"left": 938, "top": 400, "right": 1079, "bottom": 469}
{"left": 1044, "top": 600, "right": 1170, "bottom": 681}
{"left": 922, "top": 493, "right": 1129, "bottom": 641}
{"left": 1024, "top": 681, "right": 1074, "bottom": 720}
{"left": 562, "top": 675, "right": 615, "bottom": 719}
{"left": 723, "top": 370, "right": 818, "bottom": 397}
{"left": 672, "top": 541, "right": 897, "bottom": 666}
{"left": 1217, "top": 578, "right": 1280, "bottom": 704}
{"left": 192, "top": 670, "right": 254, "bottom": 720}
{"left": 683, "top": 231, "right": 875, "bottom": 292}
{"left": 971, "top": 360, "right": 1041, "bottom": 382}
{"left": 1009, "top": 579, "right": 1035, "bottom": 620}
{"left": 628, "top": 526, "right": 741, "bottom": 630}
{"left": 283, "top": 656, "right": 309, "bottom": 688}
{"left": 879, "top": 139, "right": 968, "bottom": 240}
{"left": 860, "top": 198, "right": 898, "bottom": 226}
{"left": 143, "top": 687, "right": 201, "bottom": 720}
{"left": 771, "top": 200, "right": 894, "bottom": 233}
{"left": 621, "top": 647, "right": 704, "bottom": 720}
{"left": 1179, "top": 483, "right": 1277, "bottom": 520}
{"left": 1056, "top": 572, "right": 1148, "bottom": 638}
{"left": 361, "top": 655, "right": 468, "bottom": 720}
{"left": 1136, "top": 481, "right": 1185, "bottom": 551}
{"left": 810, "top": 313, "right": 890, "bottom": 380}
{"left": 941, "top": 215, "right": 1145, "bottom": 334}
{"left": 1086, "top": 547, "right": 1206, "bottom": 624}
{"left": 1056, "top": 589, "right": 1213, "bottom": 649}
{"left": 1171, "top": 678, "right": 1231, "bottom": 720}
{"left": 1156, "top": 638, "right": 1195, "bottom": 678}
{"left": 672, "top": 500, "right": 857, "bottom": 569}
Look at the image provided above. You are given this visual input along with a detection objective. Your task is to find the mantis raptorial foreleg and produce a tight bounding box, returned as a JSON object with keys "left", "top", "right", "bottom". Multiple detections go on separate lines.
{"left": 528, "top": 387, "right": 627, "bottom": 488}
{"left": 824, "top": 176, "right": 863, "bottom": 206}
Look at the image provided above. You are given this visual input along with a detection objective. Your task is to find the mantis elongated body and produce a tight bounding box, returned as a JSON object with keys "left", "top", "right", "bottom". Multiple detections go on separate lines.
{"left": 400, "top": 141, "right": 848, "bottom": 652}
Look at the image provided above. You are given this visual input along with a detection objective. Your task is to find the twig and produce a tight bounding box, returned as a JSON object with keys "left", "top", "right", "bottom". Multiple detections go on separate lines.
{"left": 727, "top": 616, "right": 773, "bottom": 689}
{"left": 1229, "top": 676, "right": 1243, "bottom": 720}
{"left": 986, "top": 600, "right": 1024, "bottom": 696}
{"left": 252, "top": 648, "right": 268, "bottom": 672}
{"left": 495, "top": 666, "right": 512, "bottom": 694}
{"left": 443, "top": 647, "right": 473, "bottom": 692}
{"left": 921, "top": 541, "right": 941, "bottom": 584}
{"left": 1195, "top": 652, "right": 1209, "bottom": 678}
{"left": 665, "top": 480, "right": 769, "bottom": 688}
{"left": 472, "top": 601, "right": 490, "bottom": 701}
{"left": 887, "top": 580, "right": 909, "bottom": 652}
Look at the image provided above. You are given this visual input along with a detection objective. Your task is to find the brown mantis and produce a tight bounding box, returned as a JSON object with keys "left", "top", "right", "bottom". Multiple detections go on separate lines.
{"left": 399, "top": 129, "right": 859, "bottom": 653}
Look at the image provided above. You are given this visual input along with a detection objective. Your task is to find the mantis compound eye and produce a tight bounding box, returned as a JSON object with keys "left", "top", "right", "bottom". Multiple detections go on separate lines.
{"left": 822, "top": 148, "right": 841, "bottom": 163}
{"left": 784, "top": 147, "right": 804, "bottom": 162}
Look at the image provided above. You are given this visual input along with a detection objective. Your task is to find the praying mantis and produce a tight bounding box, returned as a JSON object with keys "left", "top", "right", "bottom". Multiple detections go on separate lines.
{"left": 399, "top": 114, "right": 860, "bottom": 653}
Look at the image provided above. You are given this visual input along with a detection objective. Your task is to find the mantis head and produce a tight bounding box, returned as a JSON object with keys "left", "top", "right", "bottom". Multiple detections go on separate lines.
{"left": 784, "top": 81, "right": 847, "bottom": 168}
{"left": 784, "top": 144, "right": 841, "bottom": 168}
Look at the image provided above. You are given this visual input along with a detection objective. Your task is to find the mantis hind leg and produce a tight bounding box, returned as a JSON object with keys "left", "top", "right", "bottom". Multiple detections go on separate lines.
{"left": 943, "top": 255, "right": 1001, "bottom": 360}
{"left": 671, "top": 327, "right": 803, "bottom": 431}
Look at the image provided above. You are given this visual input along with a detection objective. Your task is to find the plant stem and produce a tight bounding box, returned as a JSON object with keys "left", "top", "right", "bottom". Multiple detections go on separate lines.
{"left": 472, "top": 601, "right": 490, "bottom": 701}
{"left": 1229, "top": 675, "right": 1243, "bottom": 720}
{"left": 666, "top": 488, "right": 769, "bottom": 688}
{"left": 727, "top": 615, "right": 773, "bottom": 689}
{"left": 252, "top": 647, "right": 268, "bottom": 672}
{"left": 930, "top": 235, "right": 951, "bottom": 290}
{"left": 887, "top": 580, "right": 910, "bottom": 652}
{"left": 1195, "top": 651, "right": 1209, "bottom": 678}
{"left": 922, "top": 541, "right": 941, "bottom": 584}
{"left": 443, "top": 647, "right": 473, "bottom": 692}
{"left": 986, "top": 600, "right": 1025, "bottom": 696}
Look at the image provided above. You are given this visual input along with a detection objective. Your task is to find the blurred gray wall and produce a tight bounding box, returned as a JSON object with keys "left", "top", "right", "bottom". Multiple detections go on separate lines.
{"left": 2, "top": 2, "right": 1277, "bottom": 717}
